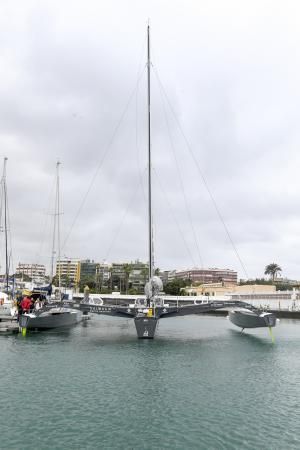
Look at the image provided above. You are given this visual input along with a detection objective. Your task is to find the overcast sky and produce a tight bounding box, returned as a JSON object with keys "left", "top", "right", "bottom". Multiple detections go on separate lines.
{"left": 1, "top": 0, "right": 300, "bottom": 280}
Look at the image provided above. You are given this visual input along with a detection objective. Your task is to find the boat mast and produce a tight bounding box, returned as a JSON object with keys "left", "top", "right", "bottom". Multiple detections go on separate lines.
{"left": 50, "top": 163, "right": 58, "bottom": 282}
{"left": 56, "top": 161, "right": 61, "bottom": 293}
{"left": 3, "top": 157, "right": 8, "bottom": 294}
{"left": 147, "top": 24, "right": 153, "bottom": 280}
{"left": 50, "top": 161, "right": 61, "bottom": 294}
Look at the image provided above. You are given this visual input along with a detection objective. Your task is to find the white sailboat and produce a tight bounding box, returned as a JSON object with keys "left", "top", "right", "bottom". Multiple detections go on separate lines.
{"left": 0, "top": 157, "right": 16, "bottom": 317}
{"left": 19, "top": 162, "right": 82, "bottom": 331}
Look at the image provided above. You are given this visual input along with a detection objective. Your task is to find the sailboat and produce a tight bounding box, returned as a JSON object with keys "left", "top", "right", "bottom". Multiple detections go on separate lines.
{"left": 80, "top": 25, "right": 276, "bottom": 338}
{"left": 0, "top": 157, "right": 16, "bottom": 317}
{"left": 18, "top": 162, "right": 82, "bottom": 331}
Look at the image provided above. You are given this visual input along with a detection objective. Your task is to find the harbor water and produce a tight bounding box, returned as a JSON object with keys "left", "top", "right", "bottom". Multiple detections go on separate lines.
{"left": 1, "top": 315, "right": 300, "bottom": 449}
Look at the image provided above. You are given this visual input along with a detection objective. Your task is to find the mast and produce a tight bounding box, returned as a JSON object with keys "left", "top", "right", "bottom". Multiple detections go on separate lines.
{"left": 51, "top": 161, "right": 61, "bottom": 294}
{"left": 147, "top": 24, "right": 153, "bottom": 280}
{"left": 3, "top": 158, "right": 8, "bottom": 294}
{"left": 50, "top": 163, "right": 58, "bottom": 282}
{"left": 57, "top": 162, "right": 61, "bottom": 293}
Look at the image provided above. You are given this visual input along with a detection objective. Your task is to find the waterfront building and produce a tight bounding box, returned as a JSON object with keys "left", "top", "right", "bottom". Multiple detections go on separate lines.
{"left": 161, "top": 270, "right": 176, "bottom": 284}
{"left": 16, "top": 263, "right": 46, "bottom": 284}
{"left": 185, "top": 283, "right": 276, "bottom": 296}
{"left": 96, "top": 262, "right": 111, "bottom": 290}
{"left": 174, "top": 267, "right": 238, "bottom": 285}
{"left": 110, "top": 262, "right": 127, "bottom": 291}
{"left": 103, "top": 260, "right": 149, "bottom": 293}
{"left": 56, "top": 258, "right": 80, "bottom": 286}
{"left": 128, "top": 260, "right": 148, "bottom": 292}
{"left": 80, "top": 259, "right": 97, "bottom": 280}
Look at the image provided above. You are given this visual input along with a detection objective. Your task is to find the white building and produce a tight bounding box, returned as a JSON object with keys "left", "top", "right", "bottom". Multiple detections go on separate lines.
{"left": 16, "top": 263, "right": 46, "bottom": 284}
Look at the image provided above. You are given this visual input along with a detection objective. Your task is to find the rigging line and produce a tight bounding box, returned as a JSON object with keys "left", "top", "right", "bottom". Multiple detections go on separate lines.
{"left": 152, "top": 168, "right": 197, "bottom": 268}
{"left": 62, "top": 68, "right": 147, "bottom": 251}
{"left": 8, "top": 250, "right": 13, "bottom": 275}
{"left": 153, "top": 67, "right": 249, "bottom": 279}
{"left": 35, "top": 173, "right": 56, "bottom": 265}
{"left": 135, "top": 75, "right": 148, "bottom": 204}
{"left": 156, "top": 76, "right": 204, "bottom": 268}
{"left": 104, "top": 173, "right": 146, "bottom": 262}
{"left": 0, "top": 174, "right": 3, "bottom": 232}
{"left": 135, "top": 33, "right": 148, "bottom": 204}
{"left": 6, "top": 198, "right": 14, "bottom": 274}
{"left": 136, "top": 31, "right": 148, "bottom": 81}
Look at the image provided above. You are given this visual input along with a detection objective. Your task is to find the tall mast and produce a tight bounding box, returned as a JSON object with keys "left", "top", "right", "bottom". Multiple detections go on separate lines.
{"left": 57, "top": 161, "right": 61, "bottom": 292}
{"left": 50, "top": 163, "right": 58, "bottom": 282}
{"left": 147, "top": 24, "right": 153, "bottom": 280}
{"left": 3, "top": 157, "right": 8, "bottom": 294}
{"left": 50, "top": 161, "right": 61, "bottom": 293}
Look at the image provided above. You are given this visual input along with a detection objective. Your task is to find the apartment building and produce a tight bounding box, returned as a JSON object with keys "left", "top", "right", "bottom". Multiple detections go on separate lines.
{"left": 16, "top": 263, "right": 46, "bottom": 283}
{"left": 55, "top": 258, "right": 81, "bottom": 285}
{"left": 174, "top": 268, "right": 238, "bottom": 285}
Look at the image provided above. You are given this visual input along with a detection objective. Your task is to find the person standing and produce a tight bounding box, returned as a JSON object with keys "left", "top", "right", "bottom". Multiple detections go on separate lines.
{"left": 20, "top": 296, "right": 32, "bottom": 313}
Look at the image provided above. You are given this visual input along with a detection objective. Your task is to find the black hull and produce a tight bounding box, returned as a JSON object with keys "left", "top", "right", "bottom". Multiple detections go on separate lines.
{"left": 134, "top": 316, "right": 158, "bottom": 338}
{"left": 229, "top": 310, "right": 276, "bottom": 329}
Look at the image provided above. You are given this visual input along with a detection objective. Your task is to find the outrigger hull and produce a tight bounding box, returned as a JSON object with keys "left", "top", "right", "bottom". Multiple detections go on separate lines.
{"left": 229, "top": 310, "right": 276, "bottom": 329}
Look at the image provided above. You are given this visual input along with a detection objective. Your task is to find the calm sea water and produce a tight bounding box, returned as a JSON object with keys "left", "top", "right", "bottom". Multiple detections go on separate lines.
{"left": 1, "top": 315, "right": 300, "bottom": 450}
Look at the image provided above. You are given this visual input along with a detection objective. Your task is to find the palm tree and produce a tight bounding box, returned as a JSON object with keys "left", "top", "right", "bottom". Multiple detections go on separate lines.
{"left": 154, "top": 267, "right": 160, "bottom": 276}
{"left": 264, "top": 263, "right": 282, "bottom": 281}
{"left": 140, "top": 267, "right": 149, "bottom": 293}
{"left": 108, "top": 267, "right": 113, "bottom": 293}
{"left": 123, "top": 263, "right": 133, "bottom": 294}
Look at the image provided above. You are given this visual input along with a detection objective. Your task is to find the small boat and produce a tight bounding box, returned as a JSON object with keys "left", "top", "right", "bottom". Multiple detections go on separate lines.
{"left": 0, "top": 291, "right": 14, "bottom": 316}
{"left": 229, "top": 309, "right": 276, "bottom": 329}
{"left": 19, "top": 305, "right": 82, "bottom": 330}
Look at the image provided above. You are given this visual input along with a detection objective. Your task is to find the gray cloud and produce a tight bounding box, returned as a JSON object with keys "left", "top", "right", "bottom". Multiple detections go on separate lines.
{"left": 1, "top": 0, "right": 300, "bottom": 280}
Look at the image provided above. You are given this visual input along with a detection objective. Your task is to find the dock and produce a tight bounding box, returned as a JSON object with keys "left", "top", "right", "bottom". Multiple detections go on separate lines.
{"left": 0, "top": 315, "right": 19, "bottom": 334}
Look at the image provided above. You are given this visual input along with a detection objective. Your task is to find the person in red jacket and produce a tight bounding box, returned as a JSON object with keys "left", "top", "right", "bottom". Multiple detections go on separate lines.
{"left": 20, "top": 296, "right": 32, "bottom": 313}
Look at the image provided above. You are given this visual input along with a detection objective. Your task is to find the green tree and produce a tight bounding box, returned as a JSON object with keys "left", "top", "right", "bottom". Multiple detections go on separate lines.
{"left": 264, "top": 263, "right": 282, "bottom": 281}
{"left": 140, "top": 267, "right": 149, "bottom": 293}
{"left": 79, "top": 276, "right": 96, "bottom": 293}
{"left": 123, "top": 263, "right": 133, "bottom": 294}
{"left": 164, "top": 278, "right": 190, "bottom": 296}
{"left": 15, "top": 273, "right": 32, "bottom": 282}
{"left": 61, "top": 274, "right": 70, "bottom": 287}
{"left": 52, "top": 275, "right": 58, "bottom": 286}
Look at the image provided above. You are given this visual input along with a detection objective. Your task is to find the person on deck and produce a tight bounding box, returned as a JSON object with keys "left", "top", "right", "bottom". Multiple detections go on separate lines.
{"left": 35, "top": 297, "right": 43, "bottom": 310}
{"left": 20, "top": 296, "right": 32, "bottom": 313}
{"left": 16, "top": 296, "right": 23, "bottom": 320}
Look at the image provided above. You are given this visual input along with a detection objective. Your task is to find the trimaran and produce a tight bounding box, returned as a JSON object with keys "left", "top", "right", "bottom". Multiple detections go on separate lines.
{"left": 80, "top": 25, "right": 277, "bottom": 338}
